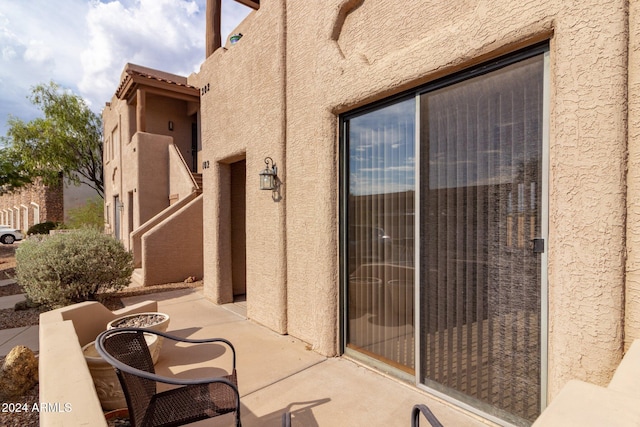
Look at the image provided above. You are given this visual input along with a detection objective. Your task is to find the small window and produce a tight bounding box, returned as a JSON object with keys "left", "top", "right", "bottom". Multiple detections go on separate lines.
{"left": 105, "top": 136, "right": 111, "bottom": 163}
{"left": 111, "top": 127, "right": 119, "bottom": 160}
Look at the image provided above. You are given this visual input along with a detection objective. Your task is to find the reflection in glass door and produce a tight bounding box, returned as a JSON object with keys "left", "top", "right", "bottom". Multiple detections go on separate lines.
{"left": 345, "top": 98, "right": 416, "bottom": 373}
{"left": 343, "top": 46, "right": 547, "bottom": 425}
{"left": 419, "top": 54, "right": 545, "bottom": 424}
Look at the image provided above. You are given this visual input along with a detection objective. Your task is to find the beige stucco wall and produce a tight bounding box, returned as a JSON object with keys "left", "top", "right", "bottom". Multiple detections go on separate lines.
{"left": 131, "top": 192, "right": 199, "bottom": 268}
{"left": 145, "top": 95, "right": 197, "bottom": 172}
{"left": 102, "top": 95, "right": 129, "bottom": 240}
{"left": 191, "top": 1, "right": 288, "bottom": 333}
{"left": 168, "top": 144, "right": 198, "bottom": 201}
{"left": 39, "top": 301, "right": 157, "bottom": 427}
{"left": 103, "top": 70, "right": 200, "bottom": 249}
{"left": 627, "top": 0, "right": 640, "bottom": 353}
{"left": 136, "top": 133, "right": 172, "bottom": 224}
{"left": 284, "top": 0, "right": 628, "bottom": 398}
{"left": 142, "top": 194, "right": 204, "bottom": 285}
{"left": 195, "top": 0, "right": 630, "bottom": 407}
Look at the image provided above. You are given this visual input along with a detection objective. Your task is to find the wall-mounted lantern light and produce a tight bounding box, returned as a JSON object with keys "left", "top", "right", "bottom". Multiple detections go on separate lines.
{"left": 259, "top": 157, "right": 277, "bottom": 191}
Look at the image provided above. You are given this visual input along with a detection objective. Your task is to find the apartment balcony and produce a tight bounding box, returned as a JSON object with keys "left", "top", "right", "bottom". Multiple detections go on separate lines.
{"left": 38, "top": 287, "right": 494, "bottom": 427}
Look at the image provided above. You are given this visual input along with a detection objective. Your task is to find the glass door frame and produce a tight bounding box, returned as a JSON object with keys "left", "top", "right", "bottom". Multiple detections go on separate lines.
{"left": 339, "top": 92, "right": 418, "bottom": 382}
{"left": 339, "top": 43, "right": 550, "bottom": 425}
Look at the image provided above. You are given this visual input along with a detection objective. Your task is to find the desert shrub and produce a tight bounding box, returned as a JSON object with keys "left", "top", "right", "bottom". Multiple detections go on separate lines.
{"left": 65, "top": 196, "right": 104, "bottom": 229}
{"left": 26, "top": 221, "right": 60, "bottom": 236}
{"left": 16, "top": 228, "right": 133, "bottom": 308}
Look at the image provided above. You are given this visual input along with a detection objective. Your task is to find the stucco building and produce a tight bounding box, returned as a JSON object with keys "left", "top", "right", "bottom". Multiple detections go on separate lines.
{"left": 103, "top": 0, "right": 640, "bottom": 425}
{"left": 102, "top": 64, "right": 203, "bottom": 286}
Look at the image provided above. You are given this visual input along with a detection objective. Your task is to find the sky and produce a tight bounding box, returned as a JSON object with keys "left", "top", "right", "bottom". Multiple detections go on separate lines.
{"left": 0, "top": 0, "right": 251, "bottom": 137}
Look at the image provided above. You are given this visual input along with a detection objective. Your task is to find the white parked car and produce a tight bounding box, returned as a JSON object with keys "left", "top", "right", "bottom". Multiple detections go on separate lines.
{"left": 0, "top": 226, "right": 23, "bottom": 244}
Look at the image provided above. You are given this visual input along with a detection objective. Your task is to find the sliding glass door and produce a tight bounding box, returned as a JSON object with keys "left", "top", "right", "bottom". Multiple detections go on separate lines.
{"left": 345, "top": 97, "right": 416, "bottom": 373}
{"left": 419, "top": 53, "right": 545, "bottom": 424}
{"left": 342, "top": 45, "right": 548, "bottom": 425}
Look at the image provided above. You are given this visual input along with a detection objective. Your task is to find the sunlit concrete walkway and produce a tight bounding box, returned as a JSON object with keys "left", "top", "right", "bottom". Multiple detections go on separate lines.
{"left": 0, "top": 324, "right": 38, "bottom": 356}
{"left": 121, "top": 288, "right": 497, "bottom": 427}
{"left": 0, "top": 280, "right": 39, "bottom": 357}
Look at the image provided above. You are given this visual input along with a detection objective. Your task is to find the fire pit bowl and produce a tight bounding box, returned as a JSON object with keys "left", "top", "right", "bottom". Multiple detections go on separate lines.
{"left": 106, "top": 312, "right": 170, "bottom": 362}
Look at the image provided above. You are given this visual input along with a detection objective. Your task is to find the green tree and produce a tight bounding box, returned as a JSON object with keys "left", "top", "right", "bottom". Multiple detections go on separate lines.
{"left": 1, "top": 82, "right": 104, "bottom": 197}
{"left": 64, "top": 196, "right": 105, "bottom": 229}
{"left": 0, "top": 146, "right": 33, "bottom": 192}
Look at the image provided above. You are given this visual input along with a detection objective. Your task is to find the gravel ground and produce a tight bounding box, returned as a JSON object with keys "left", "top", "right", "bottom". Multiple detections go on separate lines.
{"left": 0, "top": 242, "right": 36, "bottom": 427}
{"left": 0, "top": 378, "right": 39, "bottom": 427}
{"left": 0, "top": 307, "right": 40, "bottom": 330}
{"left": 0, "top": 283, "right": 20, "bottom": 298}
{"left": 0, "top": 241, "right": 202, "bottom": 427}
{"left": 0, "top": 243, "right": 16, "bottom": 283}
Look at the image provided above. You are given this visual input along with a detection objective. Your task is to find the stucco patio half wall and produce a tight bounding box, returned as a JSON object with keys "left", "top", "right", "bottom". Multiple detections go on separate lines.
{"left": 39, "top": 300, "right": 157, "bottom": 427}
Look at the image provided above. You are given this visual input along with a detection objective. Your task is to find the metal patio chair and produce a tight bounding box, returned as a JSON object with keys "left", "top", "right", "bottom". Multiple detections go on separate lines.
{"left": 96, "top": 327, "right": 241, "bottom": 427}
{"left": 412, "top": 404, "right": 444, "bottom": 427}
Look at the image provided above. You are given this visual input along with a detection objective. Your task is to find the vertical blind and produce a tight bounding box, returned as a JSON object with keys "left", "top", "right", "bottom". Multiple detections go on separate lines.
{"left": 420, "top": 54, "right": 543, "bottom": 424}
{"left": 346, "top": 98, "right": 416, "bottom": 373}
{"left": 344, "top": 48, "right": 546, "bottom": 425}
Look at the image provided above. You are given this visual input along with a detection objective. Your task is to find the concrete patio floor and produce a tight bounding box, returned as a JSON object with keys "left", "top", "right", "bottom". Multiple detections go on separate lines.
{"left": 121, "top": 288, "right": 497, "bottom": 427}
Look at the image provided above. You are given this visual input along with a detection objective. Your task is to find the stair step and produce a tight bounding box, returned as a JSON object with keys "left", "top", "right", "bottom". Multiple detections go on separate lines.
{"left": 609, "top": 340, "right": 640, "bottom": 398}
{"left": 532, "top": 380, "right": 640, "bottom": 426}
{"left": 192, "top": 173, "right": 203, "bottom": 191}
{"left": 130, "top": 268, "right": 143, "bottom": 287}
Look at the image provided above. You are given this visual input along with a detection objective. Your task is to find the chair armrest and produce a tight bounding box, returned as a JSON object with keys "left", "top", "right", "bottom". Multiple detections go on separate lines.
{"left": 95, "top": 328, "right": 237, "bottom": 385}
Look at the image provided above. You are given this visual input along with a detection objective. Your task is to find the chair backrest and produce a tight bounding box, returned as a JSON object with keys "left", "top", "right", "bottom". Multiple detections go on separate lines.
{"left": 102, "top": 330, "right": 156, "bottom": 427}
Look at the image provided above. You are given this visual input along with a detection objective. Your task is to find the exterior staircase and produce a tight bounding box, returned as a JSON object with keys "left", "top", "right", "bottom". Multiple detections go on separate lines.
{"left": 130, "top": 143, "right": 204, "bottom": 287}
{"left": 131, "top": 268, "right": 144, "bottom": 287}
{"left": 192, "top": 173, "right": 203, "bottom": 193}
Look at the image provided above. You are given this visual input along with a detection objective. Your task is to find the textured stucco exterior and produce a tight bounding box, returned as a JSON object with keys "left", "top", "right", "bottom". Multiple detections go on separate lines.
{"left": 190, "top": 2, "right": 288, "bottom": 333}
{"left": 102, "top": 64, "right": 203, "bottom": 285}
{"left": 142, "top": 194, "right": 204, "bottom": 285}
{"left": 188, "top": 0, "right": 633, "bottom": 410}
{"left": 99, "top": 0, "right": 640, "bottom": 422}
{"left": 627, "top": 1, "right": 640, "bottom": 353}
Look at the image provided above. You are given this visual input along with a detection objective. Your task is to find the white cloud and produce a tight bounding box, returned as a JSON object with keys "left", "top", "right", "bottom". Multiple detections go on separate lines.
{"left": 79, "top": 0, "right": 251, "bottom": 108}
{"left": 0, "top": 0, "right": 90, "bottom": 133}
{"left": 23, "top": 40, "right": 54, "bottom": 64}
{"left": 2, "top": 46, "right": 16, "bottom": 61}
{"left": 0, "top": 0, "right": 251, "bottom": 136}
{"left": 79, "top": 0, "right": 206, "bottom": 103}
